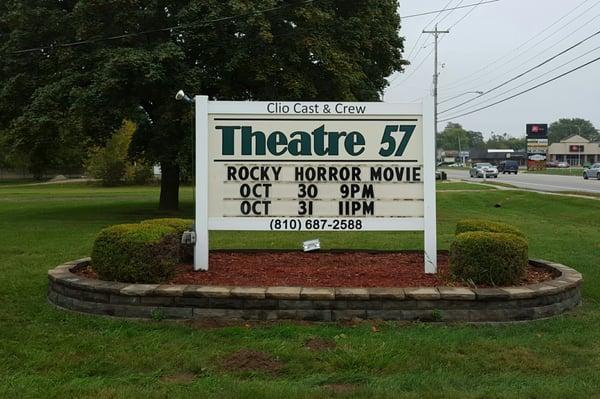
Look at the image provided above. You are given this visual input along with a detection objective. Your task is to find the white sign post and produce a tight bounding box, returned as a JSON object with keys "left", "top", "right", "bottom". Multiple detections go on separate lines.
{"left": 194, "top": 98, "right": 437, "bottom": 273}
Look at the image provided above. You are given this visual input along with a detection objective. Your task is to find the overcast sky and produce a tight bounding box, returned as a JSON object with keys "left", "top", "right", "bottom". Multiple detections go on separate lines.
{"left": 384, "top": 0, "right": 600, "bottom": 139}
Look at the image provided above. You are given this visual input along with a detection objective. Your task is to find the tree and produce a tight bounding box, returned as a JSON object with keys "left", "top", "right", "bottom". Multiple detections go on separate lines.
{"left": 0, "top": 0, "right": 407, "bottom": 209}
{"left": 548, "top": 118, "right": 599, "bottom": 144}
{"left": 437, "top": 123, "right": 484, "bottom": 151}
{"left": 485, "top": 133, "right": 525, "bottom": 151}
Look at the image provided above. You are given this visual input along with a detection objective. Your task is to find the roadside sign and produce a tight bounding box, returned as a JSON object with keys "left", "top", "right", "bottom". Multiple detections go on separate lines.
{"left": 194, "top": 98, "right": 437, "bottom": 273}
{"left": 526, "top": 123, "right": 548, "bottom": 170}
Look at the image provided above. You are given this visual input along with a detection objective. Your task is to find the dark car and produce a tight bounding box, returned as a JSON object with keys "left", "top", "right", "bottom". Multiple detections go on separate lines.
{"left": 497, "top": 160, "right": 519, "bottom": 174}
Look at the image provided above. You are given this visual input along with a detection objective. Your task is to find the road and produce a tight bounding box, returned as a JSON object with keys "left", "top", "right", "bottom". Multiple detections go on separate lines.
{"left": 442, "top": 169, "right": 600, "bottom": 194}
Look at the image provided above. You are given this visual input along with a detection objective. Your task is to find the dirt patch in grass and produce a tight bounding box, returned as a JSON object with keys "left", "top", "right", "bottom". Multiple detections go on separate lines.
{"left": 305, "top": 337, "right": 337, "bottom": 351}
{"left": 220, "top": 349, "right": 283, "bottom": 375}
{"left": 159, "top": 372, "right": 196, "bottom": 383}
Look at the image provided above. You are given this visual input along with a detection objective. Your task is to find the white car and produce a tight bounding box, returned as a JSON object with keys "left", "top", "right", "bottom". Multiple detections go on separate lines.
{"left": 469, "top": 163, "right": 498, "bottom": 178}
{"left": 583, "top": 163, "right": 600, "bottom": 180}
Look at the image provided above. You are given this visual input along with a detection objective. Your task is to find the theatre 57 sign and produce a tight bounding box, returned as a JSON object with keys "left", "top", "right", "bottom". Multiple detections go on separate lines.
{"left": 194, "top": 99, "right": 436, "bottom": 273}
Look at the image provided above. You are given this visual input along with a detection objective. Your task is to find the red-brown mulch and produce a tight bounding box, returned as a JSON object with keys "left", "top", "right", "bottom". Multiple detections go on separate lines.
{"left": 76, "top": 251, "right": 555, "bottom": 288}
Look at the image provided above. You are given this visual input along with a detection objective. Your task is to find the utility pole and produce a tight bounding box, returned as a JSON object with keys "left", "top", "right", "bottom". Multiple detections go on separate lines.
{"left": 423, "top": 24, "right": 449, "bottom": 163}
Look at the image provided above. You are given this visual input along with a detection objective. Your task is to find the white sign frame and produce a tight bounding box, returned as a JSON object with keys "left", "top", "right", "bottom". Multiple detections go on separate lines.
{"left": 194, "top": 97, "right": 437, "bottom": 273}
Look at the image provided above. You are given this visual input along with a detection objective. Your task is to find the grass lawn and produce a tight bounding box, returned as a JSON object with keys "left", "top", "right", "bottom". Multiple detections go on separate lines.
{"left": 1, "top": 182, "right": 600, "bottom": 398}
{"left": 436, "top": 181, "right": 496, "bottom": 191}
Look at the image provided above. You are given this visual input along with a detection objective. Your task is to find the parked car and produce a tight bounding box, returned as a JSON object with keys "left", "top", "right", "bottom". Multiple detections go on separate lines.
{"left": 583, "top": 163, "right": 600, "bottom": 180}
{"left": 557, "top": 162, "right": 570, "bottom": 168}
{"left": 497, "top": 160, "right": 519, "bottom": 174}
{"left": 546, "top": 160, "right": 559, "bottom": 168}
{"left": 469, "top": 163, "right": 498, "bottom": 178}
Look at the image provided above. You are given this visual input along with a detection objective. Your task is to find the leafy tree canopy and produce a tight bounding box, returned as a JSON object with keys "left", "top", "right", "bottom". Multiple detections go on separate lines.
{"left": 548, "top": 118, "right": 599, "bottom": 144}
{"left": 0, "top": 0, "right": 407, "bottom": 209}
{"left": 437, "top": 122, "right": 485, "bottom": 152}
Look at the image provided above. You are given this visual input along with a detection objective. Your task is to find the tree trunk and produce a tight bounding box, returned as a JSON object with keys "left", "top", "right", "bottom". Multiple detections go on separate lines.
{"left": 159, "top": 162, "right": 180, "bottom": 211}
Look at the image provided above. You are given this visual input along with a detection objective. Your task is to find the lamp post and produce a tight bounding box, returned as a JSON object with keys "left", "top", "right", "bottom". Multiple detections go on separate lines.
{"left": 175, "top": 90, "right": 197, "bottom": 247}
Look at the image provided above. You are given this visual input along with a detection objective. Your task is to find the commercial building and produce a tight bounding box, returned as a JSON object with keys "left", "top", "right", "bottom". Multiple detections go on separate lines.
{"left": 547, "top": 135, "right": 600, "bottom": 166}
{"left": 469, "top": 149, "right": 527, "bottom": 166}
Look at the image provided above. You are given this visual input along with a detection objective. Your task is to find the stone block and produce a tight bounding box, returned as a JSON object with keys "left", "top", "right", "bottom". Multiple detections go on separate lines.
{"left": 332, "top": 309, "right": 366, "bottom": 321}
{"left": 500, "top": 287, "right": 536, "bottom": 299}
{"left": 526, "top": 283, "right": 562, "bottom": 296}
{"left": 208, "top": 298, "right": 244, "bottom": 309}
{"left": 112, "top": 305, "right": 156, "bottom": 318}
{"left": 192, "top": 308, "right": 244, "bottom": 319}
{"left": 185, "top": 286, "right": 231, "bottom": 298}
{"left": 335, "top": 288, "right": 369, "bottom": 300}
{"left": 277, "top": 310, "right": 297, "bottom": 319}
{"left": 110, "top": 294, "right": 140, "bottom": 305}
{"left": 140, "top": 296, "right": 174, "bottom": 306}
{"left": 437, "top": 287, "right": 476, "bottom": 300}
{"left": 80, "top": 290, "right": 110, "bottom": 303}
{"left": 474, "top": 288, "right": 511, "bottom": 301}
{"left": 243, "top": 299, "right": 278, "bottom": 310}
{"left": 173, "top": 297, "right": 210, "bottom": 307}
{"left": 93, "top": 281, "right": 128, "bottom": 294}
{"left": 120, "top": 284, "right": 159, "bottom": 296}
{"left": 405, "top": 287, "right": 440, "bottom": 300}
{"left": 155, "top": 285, "right": 187, "bottom": 296}
{"left": 300, "top": 287, "right": 335, "bottom": 300}
{"left": 278, "top": 300, "right": 314, "bottom": 310}
{"left": 381, "top": 300, "right": 417, "bottom": 310}
{"left": 368, "top": 287, "right": 405, "bottom": 300}
{"left": 265, "top": 286, "right": 302, "bottom": 300}
{"left": 296, "top": 310, "right": 332, "bottom": 321}
{"left": 230, "top": 287, "right": 266, "bottom": 299}
{"left": 346, "top": 300, "right": 382, "bottom": 310}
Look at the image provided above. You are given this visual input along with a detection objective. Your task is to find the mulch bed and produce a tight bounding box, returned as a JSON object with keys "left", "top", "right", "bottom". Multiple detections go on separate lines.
{"left": 76, "top": 251, "right": 555, "bottom": 288}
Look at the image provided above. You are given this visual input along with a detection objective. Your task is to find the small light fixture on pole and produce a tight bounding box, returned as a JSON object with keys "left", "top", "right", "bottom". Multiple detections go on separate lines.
{"left": 175, "top": 89, "right": 194, "bottom": 104}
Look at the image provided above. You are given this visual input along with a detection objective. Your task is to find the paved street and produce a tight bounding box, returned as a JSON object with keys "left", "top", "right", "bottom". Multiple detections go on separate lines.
{"left": 442, "top": 169, "right": 600, "bottom": 194}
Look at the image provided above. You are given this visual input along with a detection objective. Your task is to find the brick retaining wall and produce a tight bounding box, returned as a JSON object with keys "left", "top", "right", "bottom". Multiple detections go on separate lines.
{"left": 48, "top": 259, "right": 582, "bottom": 322}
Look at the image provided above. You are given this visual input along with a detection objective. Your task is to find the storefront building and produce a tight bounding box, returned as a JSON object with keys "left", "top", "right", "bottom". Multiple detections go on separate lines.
{"left": 547, "top": 135, "right": 600, "bottom": 166}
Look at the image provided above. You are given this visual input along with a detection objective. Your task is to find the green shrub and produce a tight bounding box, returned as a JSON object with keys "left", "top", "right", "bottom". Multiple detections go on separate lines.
{"left": 91, "top": 223, "right": 179, "bottom": 283}
{"left": 125, "top": 161, "right": 154, "bottom": 185}
{"left": 85, "top": 121, "right": 135, "bottom": 186}
{"left": 455, "top": 219, "right": 526, "bottom": 239}
{"left": 450, "top": 231, "right": 528, "bottom": 286}
{"left": 141, "top": 218, "right": 194, "bottom": 262}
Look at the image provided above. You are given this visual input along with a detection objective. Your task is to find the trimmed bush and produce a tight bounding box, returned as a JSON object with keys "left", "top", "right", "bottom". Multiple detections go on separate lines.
{"left": 141, "top": 218, "right": 194, "bottom": 262}
{"left": 455, "top": 219, "right": 526, "bottom": 239}
{"left": 91, "top": 223, "right": 179, "bottom": 283}
{"left": 141, "top": 218, "right": 193, "bottom": 234}
{"left": 450, "top": 231, "right": 528, "bottom": 286}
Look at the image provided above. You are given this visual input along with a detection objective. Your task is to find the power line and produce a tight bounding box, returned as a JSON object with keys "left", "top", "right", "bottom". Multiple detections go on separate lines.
{"left": 439, "top": 54, "right": 600, "bottom": 122}
{"left": 389, "top": 0, "right": 489, "bottom": 89}
{"left": 446, "top": 0, "right": 485, "bottom": 30}
{"left": 441, "top": 0, "right": 600, "bottom": 91}
{"left": 439, "top": 27, "right": 600, "bottom": 114}
{"left": 401, "top": 0, "right": 499, "bottom": 19}
{"left": 456, "top": 11, "right": 600, "bottom": 95}
{"left": 12, "top": 0, "right": 317, "bottom": 54}
{"left": 404, "top": 0, "right": 454, "bottom": 63}
{"left": 440, "top": 44, "right": 600, "bottom": 116}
